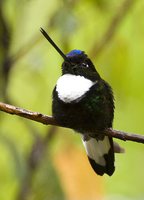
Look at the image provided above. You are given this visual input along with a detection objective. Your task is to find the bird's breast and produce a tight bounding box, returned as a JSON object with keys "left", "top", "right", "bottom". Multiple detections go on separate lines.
{"left": 56, "top": 74, "right": 95, "bottom": 103}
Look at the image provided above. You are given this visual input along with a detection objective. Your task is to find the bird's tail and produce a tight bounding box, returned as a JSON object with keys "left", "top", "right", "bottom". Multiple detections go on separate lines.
{"left": 82, "top": 135, "right": 115, "bottom": 176}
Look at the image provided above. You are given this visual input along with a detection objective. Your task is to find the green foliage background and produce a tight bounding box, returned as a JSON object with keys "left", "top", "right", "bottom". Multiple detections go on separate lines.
{"left": 0, "top": 0, "right": 144, "bottom": 199}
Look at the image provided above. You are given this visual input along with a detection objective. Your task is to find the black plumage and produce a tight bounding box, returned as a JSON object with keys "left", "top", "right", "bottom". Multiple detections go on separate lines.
{"left": 52, "top": 51, "right": 115, "bottom": 176}
{"left": 40, "top": 29, "right": 115, "bottom": 176}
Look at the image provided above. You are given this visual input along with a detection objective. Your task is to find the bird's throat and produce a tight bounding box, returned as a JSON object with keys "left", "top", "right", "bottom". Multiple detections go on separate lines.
{"left": 56, "top": 74, "right": 96, "bottom": 103}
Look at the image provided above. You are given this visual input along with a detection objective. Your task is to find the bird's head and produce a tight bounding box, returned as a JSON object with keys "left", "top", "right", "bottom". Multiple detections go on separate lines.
{"left": 40, "top": 28, "right": 100, "bottom": 81}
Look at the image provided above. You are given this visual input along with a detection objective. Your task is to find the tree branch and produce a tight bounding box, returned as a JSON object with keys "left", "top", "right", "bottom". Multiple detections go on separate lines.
{"left": 0, "top": 102, "right": 56, "bottom": 126}
{"left": 0, "top": 102, "right": 144, "bottom": 144}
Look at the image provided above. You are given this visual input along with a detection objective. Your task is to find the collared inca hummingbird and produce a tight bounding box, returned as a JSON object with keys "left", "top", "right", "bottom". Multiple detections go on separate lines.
{"left": 40, "top": 28, "right": 123, "bottom": 176}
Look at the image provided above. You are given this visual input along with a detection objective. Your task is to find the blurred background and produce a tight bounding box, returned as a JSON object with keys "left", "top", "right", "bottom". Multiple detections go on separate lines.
{"left": 0, "top": 0, "right": 144, "bottom": 199}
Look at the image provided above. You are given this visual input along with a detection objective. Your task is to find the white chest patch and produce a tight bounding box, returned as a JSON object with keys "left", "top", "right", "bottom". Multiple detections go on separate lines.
{"left": 56, "top": 74, "right": 95, "bottom": 103}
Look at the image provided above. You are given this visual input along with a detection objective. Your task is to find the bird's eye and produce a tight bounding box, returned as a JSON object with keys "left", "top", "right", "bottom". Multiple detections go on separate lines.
{"left": 82, "top": 63, "right": 89, "bottom": 68}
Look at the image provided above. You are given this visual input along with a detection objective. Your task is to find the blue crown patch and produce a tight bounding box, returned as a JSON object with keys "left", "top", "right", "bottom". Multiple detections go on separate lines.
{"left": 66, "top": 49, "right": 83, "bottom": 57}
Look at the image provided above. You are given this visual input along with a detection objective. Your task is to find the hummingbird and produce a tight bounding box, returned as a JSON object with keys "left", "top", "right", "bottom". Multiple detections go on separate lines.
{"left": 40, "top": 28, "right": 123, "bottom": 176}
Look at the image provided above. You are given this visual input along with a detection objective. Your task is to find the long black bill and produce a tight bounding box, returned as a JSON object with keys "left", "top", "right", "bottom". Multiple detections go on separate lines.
{"left": 40, "top": 28, "right": 67, "bottom": 61}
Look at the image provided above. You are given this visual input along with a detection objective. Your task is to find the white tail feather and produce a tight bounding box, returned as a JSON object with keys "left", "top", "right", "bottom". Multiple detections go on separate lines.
{"left": 82, "top": 136, "right": 110, "bottom": 166}
{"left": 82, "top": 135, "right": 115, "bottom": 176}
